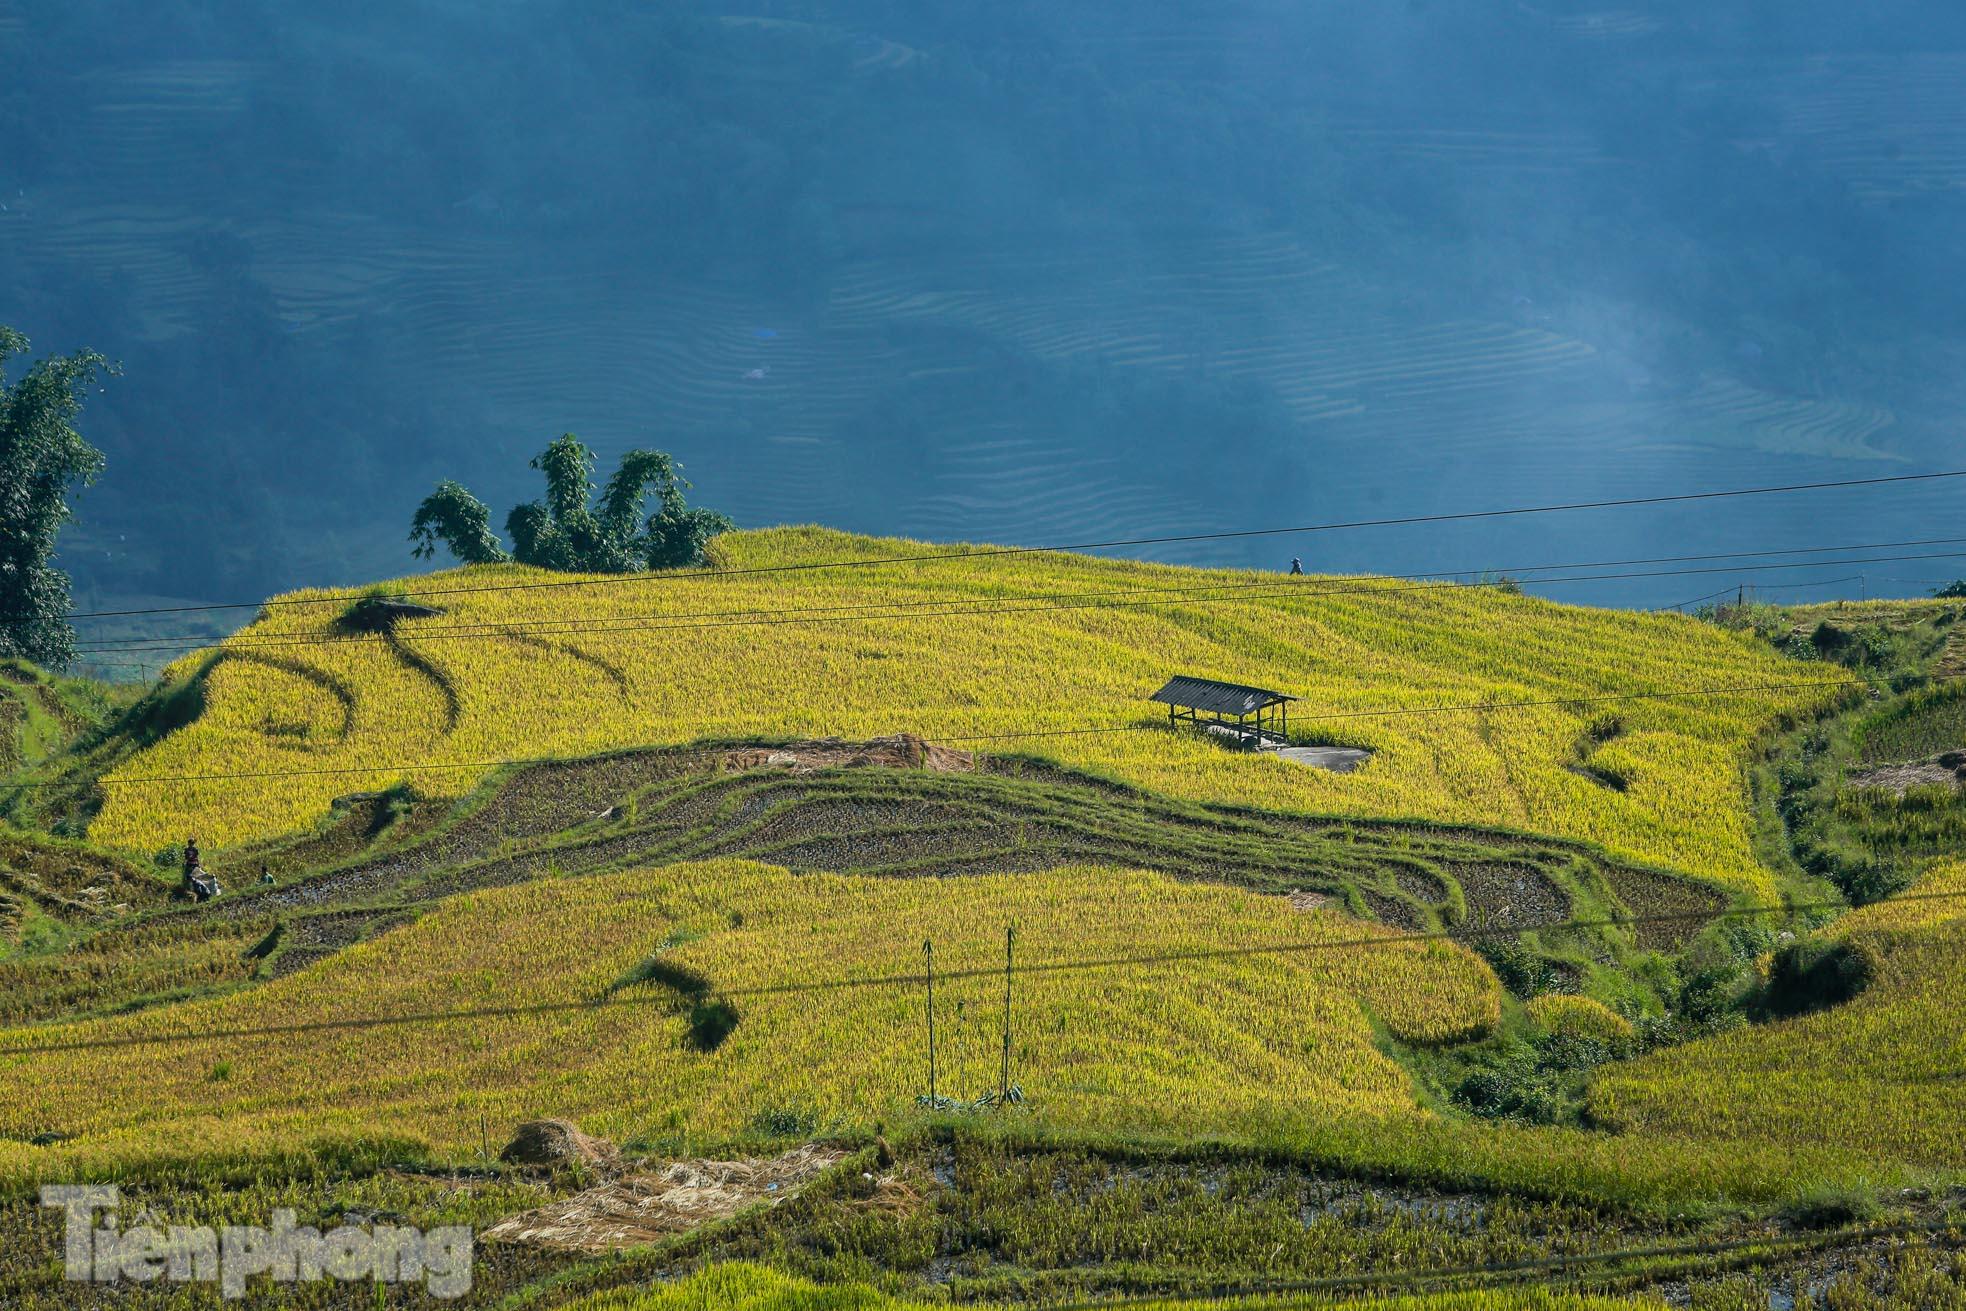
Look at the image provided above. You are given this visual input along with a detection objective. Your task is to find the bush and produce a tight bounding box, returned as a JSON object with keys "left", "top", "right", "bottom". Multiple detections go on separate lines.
{"left": 1453, "top": 1057, "right": 1561, "bottom": 1124}
{"left": 1536, "top": 1032, "right": 1617, "bottom": 1072}
{"left": 1472, "top": 936, "right": 1557, "bottom": 998}
{"left": 1677, "top": 963, "right": 1748, "bottom": 1025}
{"left": 1760, "top": 939, "right": 1871, "bottom": 1018}
{"left": 410, "top": 435, "right": 732, "bottom": 573}
{"left": 336, "top": 587, "right": 438, "bottom": 633}
{"left": 1839, "top": 854, "right": 1915, "bottom": 906}
{"left": 685, "top": 999, "right": 740, "bottom": 1052}
{"left": 1779, "top": 1185, "right": 1879, "bottom": 1229}
{"left": 747, "top": 1103, "right": 821, "bottom": 1137}
{"left": 1583, "top": 715, "right": 1624, "bottom": 743}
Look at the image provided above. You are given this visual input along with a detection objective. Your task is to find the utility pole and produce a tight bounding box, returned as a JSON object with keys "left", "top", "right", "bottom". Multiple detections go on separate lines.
{"left": 923, "top": 937, "right": 936, "bottom": 1106}
{"left": 999, "top": 922, "right": 1016, "bottom": 1102}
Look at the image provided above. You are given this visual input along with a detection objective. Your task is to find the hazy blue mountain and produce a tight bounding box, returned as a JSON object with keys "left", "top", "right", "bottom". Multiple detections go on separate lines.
{"left": 4, "top": 0, "right": 1964, "bottom": 635}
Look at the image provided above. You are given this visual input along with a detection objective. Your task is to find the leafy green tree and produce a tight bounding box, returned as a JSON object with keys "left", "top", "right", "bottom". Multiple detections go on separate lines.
{"left": 410, "top": 433, "right": 731, "bottom": 572}
{"left": 0, "top": 328, "right": 112, "bottom": 668}
{"left": 408, "top": 481, "right": 508, "bottom": 565}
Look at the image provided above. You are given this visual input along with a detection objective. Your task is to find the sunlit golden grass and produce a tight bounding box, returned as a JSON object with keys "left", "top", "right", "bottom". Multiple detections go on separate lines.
{"left": 552, "top": 1263, "right": 1668, "bottom": 1311}
{"left": 1523, "top": 993, "right": 1633, "bottom": 1042}
{"left": 91, "top": 528, "right": 1829, "bottom": 895}
{"left": 0, "top": 861, "right": 1498, "bottom": 1186}
{"left": 0, "top": 860, "right": 1930, "bottom": 1205}
{"left": 1587, "top": 860, "right": 1966, "bottom": 1169}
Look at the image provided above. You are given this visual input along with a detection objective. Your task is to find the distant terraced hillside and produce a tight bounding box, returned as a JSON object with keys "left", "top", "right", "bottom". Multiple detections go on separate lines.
{"left": 9, "top": 2, "right": 1963, "bottom": 611}
{"left": 1719, "top": 52, "right": 1966, "bottom": 203}
{"left": 83, "top": 529, "right": 1829, "bottom": 894}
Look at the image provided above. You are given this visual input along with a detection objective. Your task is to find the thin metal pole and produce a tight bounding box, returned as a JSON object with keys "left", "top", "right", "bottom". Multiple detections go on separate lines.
{"left": 1000, "top": 922, "right": 1016, "bottom": 1100}
{"left": 923, "top": 937, "right": 936, "bottom": 1104}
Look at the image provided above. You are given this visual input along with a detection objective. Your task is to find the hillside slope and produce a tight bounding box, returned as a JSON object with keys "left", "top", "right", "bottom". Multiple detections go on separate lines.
{"left": 0, "top": 860, "right": 1498, "bottom": 1184}
{"left": 91, "top": 529, "right": 1828, "bottom": 895}
{"left": 1587, "top": 860, "right": 1966, "bottom": 1166}
{"left": 1, "top": 855, "right": 1941, "bottom": 1207}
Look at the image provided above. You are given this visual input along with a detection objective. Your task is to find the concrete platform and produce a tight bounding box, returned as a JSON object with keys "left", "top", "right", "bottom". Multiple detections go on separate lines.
{"left": 1272, "top": 745, "right": 1374, "bottom": 774}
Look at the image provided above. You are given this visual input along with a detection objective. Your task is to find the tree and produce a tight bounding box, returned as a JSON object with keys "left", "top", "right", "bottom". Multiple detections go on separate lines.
{"left": 0, "top": 328, "right": 112, "bottom": 668}
{"left": 408, "top": 482, "right": 508, "bottom": 566}
{"left": 409, "top": 433, "right": 732, "bottom": 573}
{"left": 1935, "top": 580, "right": 1966, "bottom": 600}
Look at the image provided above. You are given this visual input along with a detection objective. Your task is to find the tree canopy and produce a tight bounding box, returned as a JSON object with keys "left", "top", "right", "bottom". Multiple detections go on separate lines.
{"left": 0, "top": 327, "right": 112, "bottom": 668}
{"left": 409, "top": 434, "right": 732, "bottom": 573}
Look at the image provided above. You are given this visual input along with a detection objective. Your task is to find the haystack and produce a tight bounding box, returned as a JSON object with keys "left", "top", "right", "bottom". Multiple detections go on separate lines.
{"left": 499, "top": 1119, "right": 619, "bottom": 1171}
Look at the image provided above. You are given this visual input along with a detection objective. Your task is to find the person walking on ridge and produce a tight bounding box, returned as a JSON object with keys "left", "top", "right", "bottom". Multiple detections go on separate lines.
{"left": 1289, "top": 557, "right": 1304, "bottom": 576}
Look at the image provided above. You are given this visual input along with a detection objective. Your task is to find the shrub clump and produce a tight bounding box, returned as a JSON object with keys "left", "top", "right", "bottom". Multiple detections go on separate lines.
{"left": 1759, "top": 938, "right": 1872, "bottom": 1018}
{"left": 685, "top": 998, "right": 740, "bottom": 1052}
{"left": 1472, "top": 936, "right": 1557, "bottom": 998}
{"left": 336, "top": 586, "right": 441, "bottom": 633}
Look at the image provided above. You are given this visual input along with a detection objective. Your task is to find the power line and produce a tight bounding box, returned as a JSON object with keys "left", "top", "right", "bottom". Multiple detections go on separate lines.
{"left": 68, "top": 536, "right": 1966, "bottom": 654}
{"left": 4, "top": 672, "right": 1891, "bottom": 791}
{"left": 1657, "top": 575, "right": 1866, "bottom": 612}
{"left": 46, "top": 468, "right": 1966, "bottom": 623}
{"left": 4, "top": 888, "right": 1958, "bottom": 1057}
{"left": 65, "top": 549, "right": 1966, "bottom": 658}
{"left": 936, "top": 674, "right": 1885, "bottom": 744}
{"left": 1744, "top": 575, "right": 1868, "bottom": 592}
{"left": 66, "top": 534, "right": 1966, "bottom": 652}
{"left": 1659, "top": 586, "right": 1739, "bottom": 612}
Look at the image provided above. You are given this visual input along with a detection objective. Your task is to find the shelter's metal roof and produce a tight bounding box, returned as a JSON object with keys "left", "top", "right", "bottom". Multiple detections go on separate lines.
{"left": 1149, "top": 675, "right": 1296, "bottom": 717}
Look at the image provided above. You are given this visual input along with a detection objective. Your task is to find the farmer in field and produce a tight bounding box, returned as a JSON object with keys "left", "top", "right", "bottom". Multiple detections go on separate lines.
{"left": 179, "top": 836, "right": 220, "bottom": 902}
{"left": 1289, "top": 557, "right": 1304, "bottom": 576}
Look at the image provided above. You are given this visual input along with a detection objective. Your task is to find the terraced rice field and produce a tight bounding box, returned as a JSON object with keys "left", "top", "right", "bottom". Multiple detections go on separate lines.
{"left": 1725, "top": 53, "right": 1966, "bottom": 203}
{"left": 1519, "top": 8, "right": 1665, "bottom": 42}
{"left": 84, "top": 530, "right": 1831, "bottom": 897}
{"left": 822, "top": 234, "right": 1597, "bottom": 424}
{"left": 12, "top": 40, "right": 1922, "bottom": 556}
{"left": 555, "top": 1264, "right": 1668, "bottom": 1311}
{"left": 1315, "top": 121, "right": 1612, "bottom": 179}
{"left": 1587, "top": 861, "right": 1966, "bottom": 1168}
{"left": 0, "top": 859, "right": 1501, "bottom": 1185}
{"left": 343, "top": 757, "right": 1701, "bottom": 941}
{"left": 68, "top": 741, "right": 1711, "bottom": 1016}
{"left": 3, "top": 849, "right": 1946, "bottom": 1208}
